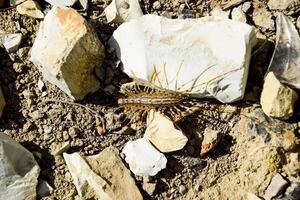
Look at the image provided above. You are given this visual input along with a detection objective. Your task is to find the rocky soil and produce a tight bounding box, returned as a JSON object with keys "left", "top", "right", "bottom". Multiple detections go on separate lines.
{"left": 0, "top": 0, "right": 300, "bottom": 200}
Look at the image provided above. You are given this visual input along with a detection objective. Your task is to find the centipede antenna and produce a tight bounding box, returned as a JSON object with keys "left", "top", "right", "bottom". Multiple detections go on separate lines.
{"left": 163, "top": 62, "right": 169, "bottom": 90}
{"left": 169, "top": 60, "right": 184, "bottom": 92}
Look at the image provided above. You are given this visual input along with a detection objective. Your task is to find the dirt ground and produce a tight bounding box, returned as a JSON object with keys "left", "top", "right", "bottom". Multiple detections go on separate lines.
{"left": 0, "top": 0, "right": 299, "bottom": 199}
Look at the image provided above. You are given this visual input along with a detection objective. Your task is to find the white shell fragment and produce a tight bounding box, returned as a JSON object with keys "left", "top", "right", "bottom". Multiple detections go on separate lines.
{"left": 144, "top": 109, "right": 188, "bottom": 153}
{"left": 104, "top": 0, "right": 143, "bottom": 23}
{"left": 0, "top": 133, "right": 40, "bottom": 200}
{"left": 109, "top": 14, "right": 256, "bottom": 103}
{"left": 122, "top": 138, "right": 167, "bottom": 176}
{"left": 267, "top": 13, "right": 300, "bottom": 89}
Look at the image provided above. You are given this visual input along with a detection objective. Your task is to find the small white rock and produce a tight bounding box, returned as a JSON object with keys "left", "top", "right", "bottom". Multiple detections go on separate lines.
{"left": 10, "top": 0, "right": 26, "bottom": 6}
{"left": 268, "top": 0, "right": 293, "bottom": 10}
{"left": 144, "top": 109, "right": 188, "bottom": 153}
{"left": 210, "top": 6, "right": 230, "bottom": 18}
{"left": 104, "top": 0, "right": 143, "bottom": 23}
{"left": 37, "top": 79, "right": 45, "bottom": 91}
{"left": 109, "top": 14, "right": 256, "bottom": 103}
{"left": 0, "top": 33, "right": 22, "bottom": 53}
{"left": 122, "top": 138, "right": 167, "bottom": 176}
{"left": 261, "top": 72, "right": 298, "bottom": 120}
{"left": 232, "top": 6, "right": 247, "bottom": 23}
{"left": 16, "top": 0, "right": 44, "bottom": 19}
{"left": 0, "top": 87, "right": 5, "bottom": 118}
{"left": 45, "top": 0, "right": 77, "bottom": 6}
{"left": 264, "top": 173, "right": 288, "bottom": 200}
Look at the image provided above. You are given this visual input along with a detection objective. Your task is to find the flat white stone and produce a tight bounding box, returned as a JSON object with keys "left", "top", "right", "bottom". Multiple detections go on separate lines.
{"left": 63, "top": 147, "right": 142, "bottom": 200}
{"left": 30, "top": 7, "right": 104, "bottom": 100}
{"left": 0, "top": 33, "right": 22, "bottom": 53}
{"left": 122, "top": 138, "right": 167, "bottom": 176}
{"left": 45, "top": 0, "right": 77, "bottom": 6}
{"left": 109, "top": 14, "right": 256, "bottom": 103}
{"left": 261, "top": 72, "right": 298, "bottom": 120}
{"left": 104, "top": 0, "right": 143, "bottom": 23}
{"left": 0, "top": 133, "right": 40, "bottom": 200}
{"left": 0, "top": 87, "right": 5, "bottom": 118}
{"left": 144, "top": 109, "right": 188, "bottom": 152}
{"left": 16, "top": 0, "right": 44, "bottom": 19}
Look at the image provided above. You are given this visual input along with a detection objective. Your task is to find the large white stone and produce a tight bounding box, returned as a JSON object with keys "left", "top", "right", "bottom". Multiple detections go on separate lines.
{"left": 144, "top": 109, "right": 188, "bottom": 152}
{"left": 63, "top": 147, "right": 142, "bottom": 200}
{"left": 0, "top": 87, "right": 5, "bottom": 118}
{"left": 30, "top": 7, "right": 104, "bottom": 100}
{"left": 0, "top": 133, "right": 40, "bottom": 200}
{"left": 109, "top": 14, "right": 256, "bottom": 103}
{"left": 122, "top": 138, "right": 167, "bottom": 176}
{"left": 261, "top": 72, "right": 298, "bottom": 120}
{"left": 104, "top": 0, "right": 143, "bottom": 23}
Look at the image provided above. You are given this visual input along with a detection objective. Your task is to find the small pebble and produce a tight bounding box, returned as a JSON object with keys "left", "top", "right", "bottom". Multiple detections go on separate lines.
{"left": 153, "top": 1, "right": 161, "bottom": 10}
{"left": 179, "top": 185, "right": 187, "bottom": 195}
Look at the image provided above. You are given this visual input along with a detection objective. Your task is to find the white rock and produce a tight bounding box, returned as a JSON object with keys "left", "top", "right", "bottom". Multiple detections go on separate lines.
{"left": 144, "top": 109, "right": 188, "bottom": 152}
{"left": 210, "top": 6, "right": 230, "bottom": 18}
{"left": 0, "top": 33, "right": 22, "bottom": 53}
{"left": 253, "top": 2, "right": 274, "bottom": 30}
{"left": 264, "top": 173, "right": 288, "bottom": 200}
{"left": 261, "top": 72, "right": 298, "bottom": 120}
{"left": 0, "top": 133, "right": 40, "bottom": 200}
{"left": 267, "top": 13, "right": 300, "bottom": 89}
{"left": 247, "top": 193, "right": 262, "bottom": 200}
{"left": 16, "top": 0, "right": 44, "bottom": 19}
{"left": 45, "top": 0, "right": 77, "bottom": 6}
{"left": 37, "top": 79, "right": 45, "bottom": 91}
{"left": 232, "top": 6, "right": 247, "bottom": 23}
{"left": 104, "top": 0, "right": 143, "bottom": 23}
{"left": 109, "top": 14, "right": 256, "bottom": 103}
{"left": 200, "top": 127, "right": 221, "bottom": 157}
{"left": 30, "top": 7, "right": 104, "bottom": 100}
{"left": 0, "top": 87, "right": 5, "bottom": 118}
{"left": 63, "top": 147, "right": 143, "bottom": 200}
{"left": 122, "top": 138, "right": 167, "bottom": 176}
{"left": 78, "top": 0, "right": 88, "bottom": 10}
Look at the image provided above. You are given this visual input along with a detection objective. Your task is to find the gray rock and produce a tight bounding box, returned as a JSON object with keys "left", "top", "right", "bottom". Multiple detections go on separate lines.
{"left": 0, "top": 133, "right": 40, "bottom": 200}
{"left": 0, "top": 33, "right": 22, "bottom": 53}
{"left": 30, "top": 7, "right": 104, "bottom": 100}
{"left": 122, "top": 138, "right": 167, "bottom": 176}
{"left": 179, "top": 185, "right": 187, "bottom": 195}
{"left": 285, "top": 182, "right": 300, "bottom": 200}
{"left": 264, "top": 173, "right": 289, "bottom": 200}
{"left": 37, "top": 180, "right": 53, "bottom": 197}
{"left": 63, "top": 147, "right": 143, "bottom": 200}
{"left": 267, "top": 13, "right": 300, "bottom": 89}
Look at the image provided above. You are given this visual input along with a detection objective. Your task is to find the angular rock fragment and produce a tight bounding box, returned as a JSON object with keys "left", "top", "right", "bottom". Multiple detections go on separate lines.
{"left": 267, "top": 13, "right": 300, "bottom": 89}
{"left": 200, "top": 127, "right": 222, "bottom": 157}
{"left": 10, "top": 0, "right": 26, "bottom": 6}
{"left": 109, "top": 14, "right": 256, "bottom": 103}
{"left": 144, "top": 109, "right": 188, "bottom": 153}
{"left": 16, "top": 0, "right": 44, "bottom": 19}
{"left": 30, "top": 7, "right": 104, "bottom": 100}
{"left": 122, "top": 138, "right": 167, "bottom": 176}
{"left": 0, "top": 33, "right": 22, "bottom": 53}
{"left": 45, "top": 0, "right": 77, "bottom": 6}
{"left": 0, "top": 133, "right": 40, "bottom": 200}
{"left": 264, "top": 173, "right": 288, "bottom": 200}
{"left": 104, "top": 0, "right": 143, "bottom": 23}
{"left": 63, "top": 147, "right": 143, "bottom": 200}
{"left": 268, "top": 0, "right": 294, "bottom": 10}
{"left": 232, "top": 6, "right": 247, "bottom": 23}
{"left": 0, "top": 87, "right": 5, "bottom": 118}
{"left": 252, "top": 2, "right": 274, "bottom": 30}
{"left": 261, "top": 72, "right": 298, "bottom": 120}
